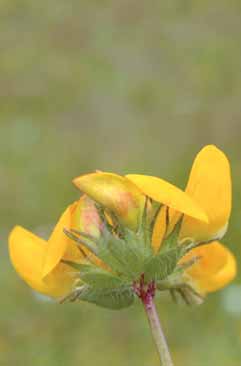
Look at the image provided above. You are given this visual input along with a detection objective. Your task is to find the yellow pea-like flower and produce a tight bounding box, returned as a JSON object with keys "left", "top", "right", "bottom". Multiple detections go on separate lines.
{"left": 9, "top": 196, "right": 101, "bottom": 298}
{"left": 9, "top": 145, "right": 236, "bottom": 300}
{"left": 8, "top": 148, "right": 237, "bottom": 366}
{"left": 128, "top": 145, "right": 236, "bottom": 293}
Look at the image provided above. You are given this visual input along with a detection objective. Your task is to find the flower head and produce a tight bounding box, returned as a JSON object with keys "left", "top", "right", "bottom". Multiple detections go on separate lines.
{"left": 9, "top": 145, "right": 236, "bottom": 307}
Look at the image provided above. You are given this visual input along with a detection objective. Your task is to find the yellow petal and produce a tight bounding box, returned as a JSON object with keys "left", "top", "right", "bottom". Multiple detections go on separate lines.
{"left": 9, "top": 226, "right": 77, "bottom": 298}
{"left": 180, "top": 145, "right": 232, "bottom": 243}
{"left": 152, "top": 206, "right": 184, "bottom": 252}
{"left": 166, "top": 209, "right": 182, "bottom": 237}
{"left": 151, "top": 206, "right": 167, "bottom": 253}
{"left": 181, "top": 241, "right": 236, "bottom": 293}
{"left": 42, "top": 203, "right": 79, "bottom": 277}
{"left": 204, "top": 248, "right": 236, "bottom": 292}
{"left": 73, "top": 172, "right": 145, "bottom": 231}
{"left": 180, "top": 241, "right": 228, "bottom": 276}
{"left": 126, "top": 174, "right": 208, "bottom": 223}
{"left": 43, "top": 197, "right": 104, "bottom": 278}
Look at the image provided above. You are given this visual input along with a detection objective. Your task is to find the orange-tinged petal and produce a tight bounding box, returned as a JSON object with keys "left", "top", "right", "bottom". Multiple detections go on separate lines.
{"left": 126, "top": 174, "right": 208, "bottom": 223}
{"left": 180, "top": 145, "right": 232, "bottom": 243}
{"left": 181, "top": 241, "right": 236, "bottom": 293}
{"left": 43, "top": 197, "right": 104, "bottom": 278}
{"left": 70, "top": 195, "right": 106, "bottom": 268}
{"left": 73, "top": 172, "right": 145, "bottom": 231}
{"left": 9, "top": 226, "right": 77, "bottom": 298}
{"left": 72, "top": 195, "right": 102, "bottom": 238}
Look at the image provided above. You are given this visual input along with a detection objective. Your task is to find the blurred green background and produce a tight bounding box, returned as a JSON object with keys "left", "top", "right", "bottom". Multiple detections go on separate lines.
{"left": 1, "top": 1, "right": 241, "bottom": 365}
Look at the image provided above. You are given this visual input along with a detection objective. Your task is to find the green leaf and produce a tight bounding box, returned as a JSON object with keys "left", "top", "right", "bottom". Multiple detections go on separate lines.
{"left": 78, "top": 286, "right": 134, "bottom": 310}
{"left": 144, "top": 247, "right": 182, "bottom": 282}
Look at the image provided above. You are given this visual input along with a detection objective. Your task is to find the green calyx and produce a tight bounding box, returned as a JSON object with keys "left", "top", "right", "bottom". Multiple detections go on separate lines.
{"left": 62, "top": 201, "right": 203, "bottom": 310}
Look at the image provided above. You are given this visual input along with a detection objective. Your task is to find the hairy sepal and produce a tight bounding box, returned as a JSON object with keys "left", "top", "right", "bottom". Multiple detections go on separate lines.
{"left": 144, "top": 247, "right": 183, "bottom": 283}
{"left": 79, "top": 265, "right": 126, "bottom": 288}
{"left": 78, "top": 285, "right": 134, "bottom": 310}
{"left": 96, "top": 229, "right": 151, "bottom": 280}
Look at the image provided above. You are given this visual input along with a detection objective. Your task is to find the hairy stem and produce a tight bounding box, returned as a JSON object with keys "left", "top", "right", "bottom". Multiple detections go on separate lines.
{"left": 143, "top": 297, "right": 174, "bottom": 366}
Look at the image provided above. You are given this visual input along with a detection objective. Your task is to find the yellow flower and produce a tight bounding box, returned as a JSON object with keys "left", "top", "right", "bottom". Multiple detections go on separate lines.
{"left": 127, "top": 145, "right": 236, "bottom": 294}
{"left": 9, "top": 145, "right": 236, "bottom": 301}
{"left": 9, "top": 196, "right": 102, "bottom": 298}
{"left": 9, "top": 174, "right": 148, "bottom": 299}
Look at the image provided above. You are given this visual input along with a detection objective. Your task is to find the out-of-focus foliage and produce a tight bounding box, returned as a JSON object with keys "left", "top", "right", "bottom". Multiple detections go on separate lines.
{"left": 0, "top": 1, "right": 241, "bottom": 365}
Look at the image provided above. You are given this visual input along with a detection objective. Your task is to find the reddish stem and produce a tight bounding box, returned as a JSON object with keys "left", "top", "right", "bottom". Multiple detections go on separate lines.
{"left": 133, "top": 274, "right": 174, "bottom": 366}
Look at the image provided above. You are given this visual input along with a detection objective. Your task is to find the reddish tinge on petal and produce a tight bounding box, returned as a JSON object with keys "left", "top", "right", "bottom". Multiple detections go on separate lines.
{"left": 42, "top": 196, "right": 103, "bottom": 278}
{"left": 71, "top": 195, "right": 102, "bottom": 239}
{"left": 73, "top": 172, "right": 145, "bottom": 231}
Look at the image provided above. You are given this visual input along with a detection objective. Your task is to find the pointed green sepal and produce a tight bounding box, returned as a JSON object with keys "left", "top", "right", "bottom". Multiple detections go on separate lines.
{"left": 79, "top": 265, "right": 126, "bottom": 288}
{"left": 144, "top": 247, "right": 182, "bottom": 282}
{"left": 78, "top": 285, "right": 134, "bottom": 310}
{"left": 97, "top": 230, "right": 150, "bottom": 280}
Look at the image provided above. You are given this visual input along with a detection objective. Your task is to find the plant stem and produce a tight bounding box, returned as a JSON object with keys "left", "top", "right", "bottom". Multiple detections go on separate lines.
{"left": 143, "top": 296, "right": 174, "bottom": 366}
